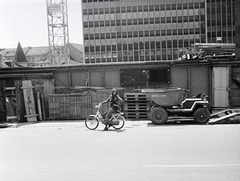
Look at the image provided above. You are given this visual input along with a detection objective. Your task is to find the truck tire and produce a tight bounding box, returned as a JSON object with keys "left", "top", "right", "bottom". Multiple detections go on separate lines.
{"left": 193, "top": 108, "right": 210, "bottom": 124}
{"left": 150, "top": 107, "right": 168, "bottom": 125}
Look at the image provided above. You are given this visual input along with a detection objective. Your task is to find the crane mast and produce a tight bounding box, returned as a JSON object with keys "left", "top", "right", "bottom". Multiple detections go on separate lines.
{"left": 46, "top": 0, "right": 69, "bottom": 65}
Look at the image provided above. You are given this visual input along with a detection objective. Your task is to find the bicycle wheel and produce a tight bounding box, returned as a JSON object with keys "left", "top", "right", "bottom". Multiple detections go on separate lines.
{"left": 85, "top": 115, "right": 99, "bottom": 130}
{"left": 111, "top": 115, "right": 125, "bottom": 130}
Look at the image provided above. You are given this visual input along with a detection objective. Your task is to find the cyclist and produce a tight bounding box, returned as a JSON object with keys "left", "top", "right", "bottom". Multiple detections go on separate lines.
{"left": 99, "top": 88, "right": 123, "bottom": 131}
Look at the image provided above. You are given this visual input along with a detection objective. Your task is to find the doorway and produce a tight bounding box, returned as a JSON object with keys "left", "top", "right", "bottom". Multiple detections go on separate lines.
{"left": 212, "top": 67, "right": 229, "bottom": 108}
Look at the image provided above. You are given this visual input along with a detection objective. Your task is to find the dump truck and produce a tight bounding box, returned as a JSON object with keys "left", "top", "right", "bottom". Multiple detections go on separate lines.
{"left": 141, "top": 87, "right": 211, "bottom": 125}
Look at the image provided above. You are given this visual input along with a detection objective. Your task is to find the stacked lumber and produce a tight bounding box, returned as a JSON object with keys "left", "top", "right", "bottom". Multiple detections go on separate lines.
{"left": 124, "top": 93, "right": 150, "bottom": 120}
{"left": 91, "top": 89, "right": 112, "bottom": 115}
{"left": 49, "top": 94, "right": 92, "bottom": 120}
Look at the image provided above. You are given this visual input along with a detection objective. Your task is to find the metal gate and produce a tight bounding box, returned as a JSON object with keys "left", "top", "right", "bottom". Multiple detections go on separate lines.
{"left": 212, "top": 67, "right": 229, "bottom": 108}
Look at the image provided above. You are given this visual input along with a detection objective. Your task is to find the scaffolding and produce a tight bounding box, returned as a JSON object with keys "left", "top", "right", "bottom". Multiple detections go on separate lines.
{"left": 46, "top": 0, "right": 69, "bottom": 65}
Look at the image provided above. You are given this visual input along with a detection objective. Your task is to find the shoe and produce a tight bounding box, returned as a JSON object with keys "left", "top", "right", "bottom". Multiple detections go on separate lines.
{"left": 103, "top": 126, "right": 108, "bottom": 131}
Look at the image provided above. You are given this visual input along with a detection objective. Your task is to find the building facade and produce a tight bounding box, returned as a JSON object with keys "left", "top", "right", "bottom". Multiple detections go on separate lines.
{"left": 82, "top": 0, "right": 235, "bottom": 64}
{"left": 206, "top": 0, "right": 235, "bottom": 43}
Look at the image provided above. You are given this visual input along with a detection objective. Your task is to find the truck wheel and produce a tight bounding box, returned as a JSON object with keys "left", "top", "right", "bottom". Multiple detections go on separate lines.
{"left": 193, "top": 108, "right": 210, "bottom": 124}
{"left": 150, "top": 107, "right": 168, "bottom": 125}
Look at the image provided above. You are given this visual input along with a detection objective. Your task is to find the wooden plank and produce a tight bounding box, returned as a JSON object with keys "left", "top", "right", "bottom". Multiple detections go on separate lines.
{"left": 37, "top": 92, "right": 42, "bottom": 121}
{"left": 0, "top": 80, "right": 6, "bottom": 123}
{"left": 15, "top": 80, "right": 25, "bottom": 122}
{"left": 22, "top": 80, "right": 37, "bottom": 122}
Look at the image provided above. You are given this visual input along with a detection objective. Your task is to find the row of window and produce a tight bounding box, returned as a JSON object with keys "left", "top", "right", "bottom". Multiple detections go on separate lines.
{"left": 83, "top": 16, "right": 204, "bottom": 28}
{"left": 83, "top": 2, "right": 204, "bottom": 15}
{"left": 84, "top": 28, "right": 202, "bottom": 40}
{"left": 84, "top": 53, "right": 178, "bottom": 63}
{"left": 84, "top": 39, "right": 200, "bottom": 52}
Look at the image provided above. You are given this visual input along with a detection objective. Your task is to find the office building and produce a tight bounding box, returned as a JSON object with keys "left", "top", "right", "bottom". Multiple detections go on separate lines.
{"left": 82, "top": 0, "right": 235, "bottom": 63}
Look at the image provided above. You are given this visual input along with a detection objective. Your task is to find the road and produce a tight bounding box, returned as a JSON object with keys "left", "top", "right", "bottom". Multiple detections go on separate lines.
{"left": 0, "top": 120, "right": 240, "bottom": 181}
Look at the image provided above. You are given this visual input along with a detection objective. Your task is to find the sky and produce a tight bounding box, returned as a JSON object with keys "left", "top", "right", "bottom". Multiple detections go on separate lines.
{"left": 0, "top": 0, "right": 83, "bottom": 49}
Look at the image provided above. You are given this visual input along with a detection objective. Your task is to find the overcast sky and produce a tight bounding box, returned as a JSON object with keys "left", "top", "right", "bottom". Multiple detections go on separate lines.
{"left": 0, "top": 0, "right": 83, "bottom": 49}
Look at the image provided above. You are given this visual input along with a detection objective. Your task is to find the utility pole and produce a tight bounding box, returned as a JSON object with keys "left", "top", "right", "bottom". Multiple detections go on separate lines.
{"left": 46, "top": 0, "right": 69, "bottom": 65}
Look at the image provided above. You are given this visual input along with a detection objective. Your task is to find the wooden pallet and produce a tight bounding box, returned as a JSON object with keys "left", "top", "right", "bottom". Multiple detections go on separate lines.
{"left": 124, "top": 93, "right": 150, "bottom": 119}
{"left": 124, "top": 111, "right": 148, "bottom": 119}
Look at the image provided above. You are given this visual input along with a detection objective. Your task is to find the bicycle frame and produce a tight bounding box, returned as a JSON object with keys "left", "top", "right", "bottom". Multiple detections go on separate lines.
{"left": 85, "top": 104, "right": 125, "bottom": 130}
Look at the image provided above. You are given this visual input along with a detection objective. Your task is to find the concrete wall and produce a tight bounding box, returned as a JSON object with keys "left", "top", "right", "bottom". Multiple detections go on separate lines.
{"left": 171, "top": 66, "right": 209, "bottom": 97}
{"left": 53, "top": 65, "right": 210, "bottom": 98}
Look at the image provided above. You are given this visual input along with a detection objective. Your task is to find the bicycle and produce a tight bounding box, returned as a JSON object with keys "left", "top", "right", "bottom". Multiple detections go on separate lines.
{"left": 85, "top": 104, "right": 125, "bottom": 130}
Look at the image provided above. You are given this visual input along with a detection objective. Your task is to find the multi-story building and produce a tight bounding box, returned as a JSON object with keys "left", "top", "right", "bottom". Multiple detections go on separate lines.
{"left": 82, "top": 0, "right": 235, "bottom": 64}
{"left": 206, "top": 0, "right": 235, "bottom": 43}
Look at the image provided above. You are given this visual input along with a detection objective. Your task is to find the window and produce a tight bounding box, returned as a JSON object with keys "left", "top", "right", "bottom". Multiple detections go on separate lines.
{"left": 83, "top": 22, "right": 88, "bottom": 27}
{"left": 127, "top": 19, "right": 132, "bottom": 25}
{"left": 178, "top": 16, "right": 182, "bottom": 23}
{"left": 121, "top": 7, "right": 126, "bottom": 13}
{"left": 84, "top": 34, "right": 88, "bottom": 40}
{"left": 89, "top": 21, "right": 93, "bottom": 27}
{"left": 122, "top": 32, "right": 127, "bottom": 38}
{"left": 177, "top": 3, "right": 182, "bottom": 10}
{"left": 110, "top": 7, "right": 115, "bottom": 13}
{"left": 155, "top": 18, "right": 160, "bottom": 23}
{"left": 122, "top": 19, "right": 126, "bottom": 25}
{"left": 90, "top": 34, "right": 94, "bottom": 40}
{"left": 111, "top": 32, "right": 116, "bottom": 38}
{"left": 133, "top": 19, "right": 137, "bottom": 25}
{"left": 105, "top": 20, "right": 110, "bottom": 26}
{"left": 138, "top": 6, "right": 142, "bottom": 12}
{"left": 94, "top": 21, "right": 99, "bottom": 27}
{"left": 99, "top": 8, "right": 104, "bottom": 14}
{"left": 150, "top": 18, "right": 154, "bottom": 24}
{"left": 145, "top": 31, "right": 149, "bottom": 37}
{"left": 161, "top": 30, "right": 166, "bottom": 36}
{"left": 144, "top": 18, "right": 148, "bottom": 24}
{"left": 161, "top": 17, "right": 165, "bottom": 23}
{"left": 127, "top": 6, "right": 131, "bottom": 12}
{"left": 133, "top": 6, "right": 137, "bottom": 12}
{"left": 128, "top": 31, "right": 132, "bottom": 38}
{"left": 166, "top": 17, "right": 171, "bottom": 23}
{"left": 172, "top": 4, "right": 176, "bottom": 10}
{"left": 139, "top": 31, "right": 143, "bottom": 37}
{"left": 95, "top": 34, "right": 99, "bottom": 39}
{"left": 100, "top": 21, "right": 104, "bottom": 27}
{"left": 116, "top": 7, "right": 120, "bottom": 13}
{"left": 155, "top": 5, "right": 159, "bottom": 11}
{"left": 100, "top": 33, "right": 105, "bottom": 39}
{"left": 166, "top": 4, "right": 170, "bottom": 10}
{"left": 150, "top": 30, "right": 155, "bottom": 36}
{"left": 83, "top": 9, "right": 87, "bottom": 15}
{"left": 106, "top": 33, "right": 110, "bottom": 39}
{"left": 167, "top": 29, "right": 171, "bottom": 35}
{"left": 94, "top": 8, "right": 98, "bottom": 14}
{"left": 149, "top": 5, "right": 154, "bottom": 11}
{"left": 138, "top": 18, "right": 143, "bottom": 25}
{"left": 178, "top": 29, "right": 183, "bottom": 35}
{"left": 172, "top": 17, "right": 177, "bottom": 23}
{"left": 105, "top": 8, "right": 109, "bottom": 14}
{"left": 133, "top": 31, "right": 138, "bottom": 37}
{"left": 160, "top": 4, "right": 165, "bottom": 10}
{"left": 88, "top": 9, "right": 93, "bottom": 15}
{"left": 183, "top": 3, "right": 188, "bottom": 9}
{"left": 156, "top": 30, "right": 160, "bottom": 36}
{"left": 144, "top": 5, "right": 148, "bottom": 12}
{"left": 149, "top": 69, "right": 170, "bottom": 83}
{"left": 111, "top": 20, "right": 115, "bottom": 26}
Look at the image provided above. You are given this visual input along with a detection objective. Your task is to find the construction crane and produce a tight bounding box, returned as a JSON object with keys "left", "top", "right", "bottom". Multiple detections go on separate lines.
{"left": 46, "top": 0, "right": 70, "bottom": 65}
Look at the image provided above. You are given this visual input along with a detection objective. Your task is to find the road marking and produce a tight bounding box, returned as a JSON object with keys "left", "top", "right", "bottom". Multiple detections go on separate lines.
{"left": 143, "top": 164, "right": 240, "bottom": 168}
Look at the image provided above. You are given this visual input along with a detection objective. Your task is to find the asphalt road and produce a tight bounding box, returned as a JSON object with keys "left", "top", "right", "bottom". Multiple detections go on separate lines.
{"left": 0, "top": 120, "right": 240, "bottom": 181}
